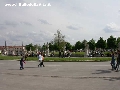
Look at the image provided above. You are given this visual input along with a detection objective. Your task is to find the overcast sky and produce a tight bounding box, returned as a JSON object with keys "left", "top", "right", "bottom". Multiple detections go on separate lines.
{"left": 0, "top": 0, "right": 120, "bottom": 46}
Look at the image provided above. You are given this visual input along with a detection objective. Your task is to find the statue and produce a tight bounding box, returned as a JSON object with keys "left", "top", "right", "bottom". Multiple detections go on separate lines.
{"left": 84, "top": 42, "right": 89, "bottom": 57}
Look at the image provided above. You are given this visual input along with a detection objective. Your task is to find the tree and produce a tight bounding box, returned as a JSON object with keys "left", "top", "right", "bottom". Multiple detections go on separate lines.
{"left": 96, "top": 37, "right": 106, "bottom": 49}
{"left": 53, "top": 43, "right": 58, "bottom": 51}
{"left": 71, "top": 45, "right": 75, "bottom": 51}
{"left": 66, "top": 42, "right": 72, "bottom": 50}
{"left": 25, "top": 43, "right": 36, "bottom": 51}
{"left": 88, "top": 38, "right": 95, "bottom": 50}
{"left": 53, "top": 30, "right": 66, "bottom": 51}
{"left": 33, "top": 44, "right": 39, "bottom": 51}
{"left": 49, "top": 42, "right": 54, "bottom": 51}
{"left": 107, "top": 35, "right": 117, "bottom": 49}
{"left": 117, "top": 37, "right": 120, "bottom": 46}
{"left": 41, "top": 43, "right": 46, "bottom": 52}
{"left": 81, "top": 39, "right": 87, "bottom": 50}
{"left": 75, "top": 41, "right": 82, "bottom": 50}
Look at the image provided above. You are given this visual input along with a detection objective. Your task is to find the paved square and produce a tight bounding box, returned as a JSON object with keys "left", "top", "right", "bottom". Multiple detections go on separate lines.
{"left": 0, "top": 60, "right": 120, "bottom": 90}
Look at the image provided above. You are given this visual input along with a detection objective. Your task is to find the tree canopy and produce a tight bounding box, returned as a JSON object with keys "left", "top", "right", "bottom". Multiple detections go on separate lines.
{"left": 25, "top": 32, "right": 120, "bottom": 52}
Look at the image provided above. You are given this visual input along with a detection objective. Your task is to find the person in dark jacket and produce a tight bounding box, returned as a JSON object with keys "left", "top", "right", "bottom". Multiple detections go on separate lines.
{"left": 116, "top": 50, "right": 120, "bottom": 72}
{"left": 110, "top": 51, "right": 116, "bottom": 70}
{"left": 20, "top": 56, "right": 25, "bottom": 70}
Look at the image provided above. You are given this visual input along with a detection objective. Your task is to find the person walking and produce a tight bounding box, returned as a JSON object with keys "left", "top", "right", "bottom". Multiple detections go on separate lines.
{"left": 20, "top": 56, "right": 26, "bottom": 70}
{"left": 38, "top": 52, "right": 42, "bottom": 67}
{"left": 110, "top": 51, "right": 116, "bottom": 70}
{"left": 41, "top": 53, "right": 45, "bottom": 67}
{"left": 116, "top": 50, "right": 120, "bottom": 72}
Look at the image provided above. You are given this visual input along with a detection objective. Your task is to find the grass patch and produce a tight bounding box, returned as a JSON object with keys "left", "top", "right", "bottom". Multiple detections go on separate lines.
{"left": 0, "top": 55, "right": 21, "bottom": 60}
{"left": 0, "top": 55, "right": 111, "bottom": 62}
{"left": 43, "top": 57, "right": 111, "bottom": 62}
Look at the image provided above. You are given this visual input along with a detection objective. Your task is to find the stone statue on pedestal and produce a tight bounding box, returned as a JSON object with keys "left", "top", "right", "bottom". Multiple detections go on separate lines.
{"left": 84, "top": 42, "right": 89, "bottom": 57}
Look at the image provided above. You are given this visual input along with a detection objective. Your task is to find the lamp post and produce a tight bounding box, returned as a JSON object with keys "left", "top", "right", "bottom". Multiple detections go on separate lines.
{"left": 44, "top": 43, "right": 45, "bottom": 53}
{"left": 46, "top": 42, "right": 49, "bottom": 57}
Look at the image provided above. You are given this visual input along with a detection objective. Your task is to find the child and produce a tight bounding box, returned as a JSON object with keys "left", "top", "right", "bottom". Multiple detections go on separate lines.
{"left": 20, "top": 56, "right": 26, "bottom": 70}
{"left": 111, "top": 51, "right": 116, "bottom": 70}
{"left": 41, "top": 53, "right": 45, "bottom": 67}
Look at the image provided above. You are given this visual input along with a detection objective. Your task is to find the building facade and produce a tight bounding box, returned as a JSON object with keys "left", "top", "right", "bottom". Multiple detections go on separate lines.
{"left": 0, "top": 46, "right": 26, "bottom": 56}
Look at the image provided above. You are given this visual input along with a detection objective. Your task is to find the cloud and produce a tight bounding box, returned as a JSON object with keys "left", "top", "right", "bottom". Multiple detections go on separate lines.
{"left": 3, "top": 30, "right": 54, "bottom": 45}
{"left": 25, "top": 30, "right": 54, "bottom": 44}
{"left": 4, "top": 21, "right": 18, "bottom": 27}
{"left": 20, "top": 21, "right": 32, "bottom": 26}
{"left": 1, "top": 0, "right": 120, "bottom": 46}
{"left": 38, "top": 19, "right": 51, "bottom": 25}
{"left": 118, "top": 9, "right": 120, "bottom": 13}
{"left": 0, "top": 26, "right": 6, "bottom": 30}
{"left": 67, "top": 25, "right": 81, "bottom": 30}
{"left": 103, "top": 22, "right": 120, "bottom": 33}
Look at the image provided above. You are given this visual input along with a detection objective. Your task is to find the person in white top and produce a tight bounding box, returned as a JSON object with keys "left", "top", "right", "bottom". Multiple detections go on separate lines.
{"left": 38, "top": 52, "right": 42, "bottom": 67}
{"left": 38, "top": 52, "right": 45, "bottom": 67}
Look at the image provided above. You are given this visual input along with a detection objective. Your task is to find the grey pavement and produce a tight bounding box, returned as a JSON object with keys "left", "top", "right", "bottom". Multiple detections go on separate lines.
{"left": 0, "top": 60, "right": 120, "bottom": 90}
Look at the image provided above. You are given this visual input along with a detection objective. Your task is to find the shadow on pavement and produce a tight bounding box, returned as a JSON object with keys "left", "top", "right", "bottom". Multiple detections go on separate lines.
{"left": 92, "top": 69, "right": 112, "bottom": 74}
{"left": 24, "top": 67, "right": 38, "bottom": 68}
{"left": 92, "top": 69, "right": 120, "bottom": 81}
{"left": 8, "top": 69, "right": 21, "bottom": 70}
{"left": 104, "top": 77, "right": 120, "bottom": 81}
